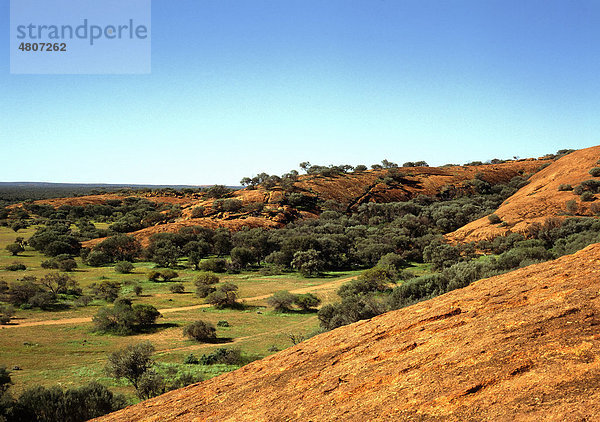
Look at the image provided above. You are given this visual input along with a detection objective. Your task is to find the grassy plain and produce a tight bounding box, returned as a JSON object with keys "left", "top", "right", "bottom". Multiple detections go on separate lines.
{"left": 0, "top": 226, "right": 371, "bottom": 400}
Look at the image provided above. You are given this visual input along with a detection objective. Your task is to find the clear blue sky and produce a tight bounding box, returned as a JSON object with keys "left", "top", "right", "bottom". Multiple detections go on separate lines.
{"left": 1, "top": 0, "right": 600, "bottom": 185}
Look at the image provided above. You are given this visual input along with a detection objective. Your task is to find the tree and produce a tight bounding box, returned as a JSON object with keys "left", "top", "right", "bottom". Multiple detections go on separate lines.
{"left": 169, "top": 283, "right": 185, "bottom": 293}
{"left": 5, "top": 243, "right": 24, "bottom": 256}
{"left": 267, "top": 291, "right": 296, "bottom": 312}
{"left": 230, "top": 247, "right": 255, "bottom": 269}
{"left": 105, "top": 341, "right": 155, "bottom": 391}
{"left": 291, "top": 249, "right": 324, "bottom": 277}
{"left": 90, "top": 280, "right": 121, "bottom": 302}
{"left": 40, "top": 273, "right": 81, "bottom": 295}
{"left": 115, "top": 261, "right": 134, "bottom": 274}
{"left": 95, "top": 234, "right": 141, "bottom": 262}
{"left": 0, "top": 305, "right": 15, "bottom": 325}
{"left": 183, "top": 320, "right": 217, "bottom": 342}
{"left": 294, "top": 293, "right": 321, "bottom": 311}
{"left": 206, "top": 284, "right": 238, "bottom": 308}
{"left": 93, "top": 300, "right": 161, "bottom": 335}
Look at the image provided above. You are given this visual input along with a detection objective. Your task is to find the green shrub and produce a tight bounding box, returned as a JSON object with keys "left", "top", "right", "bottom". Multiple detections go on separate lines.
{"left": 183, "top": 320, "right": 217, "bottom": 342}
{"left": 5, "top": 262, "right": 26, "bottom": 271}
{"left": 267, "top": 291, "right": 296, "bottom": 312}
{"left": 558, "top": 184, "right": 573, "bottom": 191}
{"left": 487, "top": 213, "right": 502, "bottom": 224}
{"left": 294, "top": 293, "right": 321, "bottom": 310}
{"left": 169, "top": 283, "right": 185, "bottom": 294}
{"left": 114, "top": 261, "right": 134, "bottom": 274}
{"left": 581, "top": 191, "right": 595, "bottom": 202}
{"left": 589, "top": 167, "right": 600, "bottom": 177}
{"left": 5, "top": 243, "right": 24, "bottom": 256}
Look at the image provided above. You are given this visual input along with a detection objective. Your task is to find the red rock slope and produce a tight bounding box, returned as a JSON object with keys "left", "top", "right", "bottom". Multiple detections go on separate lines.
{"left": 447, "top": 145, "right": 600, "bottom": 243}
{"left": 97, "top": 243, "right": 600, "bottom": 422}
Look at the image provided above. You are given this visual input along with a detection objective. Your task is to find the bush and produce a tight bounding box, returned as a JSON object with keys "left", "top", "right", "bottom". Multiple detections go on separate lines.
{"left": 198, "top": 258, "right": 227, "bottom": 273}
{"left": 5, "top": 262, "right": 26, "bottom": 271}
{"left": 581, "top": 191, "right": 595, "bottom": 202}
{"left": 194, "top": 272, "right": 219, "bottom": 285}
{"left": 183, "top": 320, "right": 217, "bottom": 342}
{"left": 9, "top": 381, "right": 127, "bottom": 422}
{"left": 487, "top": 213, "right": 502, "bottom": 224}
{"left": 184, "top": 353, "right": 199, "bottom": 364}
{"left": 5, "top": 243, "right": 24, "bottom": 256}
{"left": 217, "top": 320, "right": 230, "bottom": 327}
{"left": 86, "top": 250, "right": 111, "bottom": 267}
{"left": 159, "top": 269, "right": 178, "bottom": 281}
{"left": 199, "top": 348, "right": 244, "bottom": 365}
{"left": 93, "top": 300, "right": 160, "bottom": 335}
{"left": 90, "top": 280, "right": 121, "bottom": 302}
{"left": 565, "top": 199, "right": 578, "bottom": 214}
{"left": 0, "top": 304, "right": 15, "bottom": 324}
{"left": 294, "top": 293, "right": 321, "bottom": 311}
{"left": 115, "top": 261, "right": 134, "bottom": 274}
{"left": 206, "top": 284, "right": 238, "bottom": 308}
{"left": 589, "top": 167, "right": 600, "bottom": 177}
{"left": 267, "top": 291, "right": 296, "bottom": 312}
{"left": 558, "top": 184, "right": 573, "bottom": 191}
{"left": 136, "top": 370, "right": 166, "bottom": 400}
{"left": 169, "top": 283, "right": 185, "bottom": 293}
{"left": 57, "top": 258, "right": 77, "bottom": 272}
{"left": 105, "top": 341, "right": 155, "bottom": 392}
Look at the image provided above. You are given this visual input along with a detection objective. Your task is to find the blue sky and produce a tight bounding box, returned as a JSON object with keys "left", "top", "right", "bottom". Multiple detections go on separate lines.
{"left": 1, "top": 0, "right": 600, "bottom": 185}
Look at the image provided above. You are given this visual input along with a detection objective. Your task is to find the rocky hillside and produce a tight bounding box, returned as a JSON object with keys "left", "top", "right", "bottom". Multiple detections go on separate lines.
{"left": 447, "top": 145, "right": 600, "bottom": 243}
{"left": 81, "top": 159, "right": 548, "bottom": 247}
{"left": 96, "top": 242, "right": 600, "bottom": 421}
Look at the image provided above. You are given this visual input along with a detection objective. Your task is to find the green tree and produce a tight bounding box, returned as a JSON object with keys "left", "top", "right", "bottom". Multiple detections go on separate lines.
{"left": 5, "top": 243, "right": 24, "bottom": 256}
{"left": 291, "top": 249, "right": 324, "bottom": 277}
{"left": 267, "top": 291, "right": 297, "bottom": 312}
{"left": 105, "top": 341, "right": 155, "bottom": 392}
{"left": 183, "top": 320, "right": 217, "bottom": 342}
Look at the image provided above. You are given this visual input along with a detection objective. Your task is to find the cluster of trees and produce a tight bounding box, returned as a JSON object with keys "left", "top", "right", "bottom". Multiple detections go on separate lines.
{"left": 92, "top": 298, "right": 161, "bottom": 335}
{"left": 267, "top": 291, "right": 321, "bottom": 312}
{"left": 319, "top": 215, "right": 600, "bottom": 330}
{"left": 0, "top": 273, "right": 82, "bottom": 311}
{"left": 0, "top": 368, "right": 126, "bottom": 422}
{"left": 104, "top": 342, "right": 203, "bottom": 401}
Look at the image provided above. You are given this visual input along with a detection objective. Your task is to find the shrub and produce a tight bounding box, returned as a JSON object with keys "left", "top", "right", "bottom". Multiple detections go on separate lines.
{"left": 206, "top": 284, "right": 238, "bottom": 308}
{"left": 589, "top": 167, "right": 600, "bottom": 177}
{"left": 558, "top": 184, "right": 573, "bottom": 191}
{"left": 147, "top": 270, "right": 161, "bottom": 281}
{"left": 57, "top": 258, "right": 77, "bottom": 272}
{"left": 0, "top": 304, "right": 15, "bottom": 324}
{"left": 5, "top": 262, "right": 26, "bottom": 271}
{"left": 5, "top": 243, "right": 24, "bottom": 256}
{"left": 115, "top": 261, "right": 134, "bottom": 274}
{"left": 93, "top": 301, "right": 161, "bottom": 335}
{"left": 11, "top": 381, "right": 126, "bottom": 422}
{"left": 217, "top": 320, "right": 230, "bottom": 327}
{"left": 198, "top": 258, "right": 227, "bottom": 273}
{"left": 73, "top": 295, "right": 93, "bottom": 307}
{"left": 169, "top": 283, "right": 185, "bottom": 293}
{"left": 133, "top": 284, "right": 143, "bottom": 296}
{"left": 565, "top": 199, "right": 578, "bottom": 214}
{"left": 86, "top": 250, "right": 111, "bottom": 267}
{"left": 183, "top": 320, "right": 217, "bottom": 342}
{"left": 90, "top": 280, "right": 121, "bottom": 302}
{"left": 199, "top": 348, "right": 244, "bottom": 365}
{"left": 136, "top": 370, "right": 166, "bottom": 400}
{"left": 294, "top": 293, "right": 321, "bottom": 310}
{"left": 581, "top": 191, "right": 595, "bottom": 202}
{"left": 184, "top": 353, "right": 199, "bottom": 364}
{"left": 267, "top": 291, "right": 296, "bottom": 312}
{"left": 487, "top": 213, "right": 502, "bottom": 224}
{"left": 159, "top": 269, "right": 178, "bottom": 281}
{"left": 105, "top": 341, "right": 155, "bottom": 391}
{"left": 194, "top": 272, "right": 219, "bottom": 285}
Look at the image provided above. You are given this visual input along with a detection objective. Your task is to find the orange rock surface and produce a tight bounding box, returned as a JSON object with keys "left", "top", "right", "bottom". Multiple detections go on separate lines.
{"left": 447, "top": 146, "right": 600, "bottom": 243}
{"left": 96, "top": 242, "right": 600, "bottom": 421}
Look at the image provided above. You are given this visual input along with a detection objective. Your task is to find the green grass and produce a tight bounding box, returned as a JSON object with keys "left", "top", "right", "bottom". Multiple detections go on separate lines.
{"left": 0, "top": 226, "right": 356, "bottom": 399}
